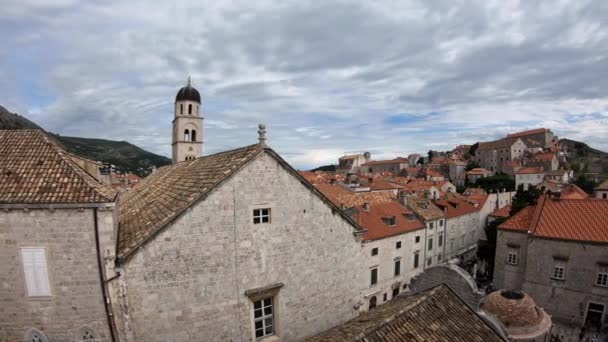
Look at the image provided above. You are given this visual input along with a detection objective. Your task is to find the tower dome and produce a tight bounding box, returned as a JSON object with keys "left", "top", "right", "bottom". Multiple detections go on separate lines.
{"left": 175, "top": 77, "right": 201, "bottom": 103}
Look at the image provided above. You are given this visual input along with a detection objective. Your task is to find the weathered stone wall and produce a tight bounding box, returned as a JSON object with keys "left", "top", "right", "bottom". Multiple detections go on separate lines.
{"left": 445, "top": 212, "right": 481, "bottom": 261}
{"left": 114, "top": 152, "right": 367, "bottom": 341}
{"left": 493, "top": 230, "right": 529, "bottom": 290}
{"left": 522, "top": 238, "right": 608, "bottom": 325}
{"left": 361, "top": 229, "right": 425, "bottom": 309}
{"left": 0, "top": 207, "right": 113, "bottom": 341}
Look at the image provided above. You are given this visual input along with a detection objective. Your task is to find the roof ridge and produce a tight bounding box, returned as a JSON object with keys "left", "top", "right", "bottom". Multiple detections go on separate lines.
{"left": 527, "top": 195, "right": 547, "bottom": 233}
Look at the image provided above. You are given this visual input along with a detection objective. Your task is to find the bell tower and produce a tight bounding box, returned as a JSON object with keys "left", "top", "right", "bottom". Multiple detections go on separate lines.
{"left": 172, "top": 77, "right": 203, "bottom": 163}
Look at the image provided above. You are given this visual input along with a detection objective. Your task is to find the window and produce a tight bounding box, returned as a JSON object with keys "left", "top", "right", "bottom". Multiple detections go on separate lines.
{"left": 383, "top": 293, "right": 387, "bottom": 301}
{"left": 596, "top": 266, "right": 608, "bottom": 287}
{"left": 427, "top": 257, "right": 432, "bottom": 266}
{"left": 603, "top": 193, "right": 607, "bottom": 199}
{"left": 413, "top": 252, "right": 420, "bottom": 269}
{"left": 439, "top": 219, "right": 444, "bottom": 227}
{"left": 383, "top": 216, "right": 396, "bottom": 226}
{"left": 437, "top": 253, "right": 442, "bottom": 262}
{"left": 370, "top": 268, "right": 378, "bottom": 286}
{"left": 429, "top": 222, "right": 434, "bottom": 229}
{"left": 369, "top": 296, "right": 377, "bottom": 309}
{"left": 191, "top": 129, "right": 197, "bottom": 142}
{"left": 415, "top": 236, "right": 420, "bottom": 243}
{"left": 552, "top": 261, "right": 566, "bottom": 280}
{"left": 428, "top": 238, "right": 433, "bottom": 251}
{"left": 371, "top": 247, "right": 378, "bottom": 256}
{"left": 394, "top": 260, "right": 401, "bottom": 276}
{"left": 253, "top": 208, "right": 271, "bottom": 224}
{"left": 21, "top": 248, "right": 51, "bottom": 297}
{"left": 180, "top": 104, "right": 183, "bottom": 114}
{"left": 253, "top": 297, "right": 274, "bottom": 338}
{"left": 396, "top": 241, "right": 402, "bottom": 249}
{"left": 183, "top": 129, "right": 190, "bottom": 141}
{"left": 438, "top": 235, "right": 443, "bottom": 247}
{"left": 392, "top": 287, "right": 399, "bottom": 298}
{"left": 507, "top": 247, "right": 518, "bottom": 265}
{"left": 188, "top": 104, "right": 192, "bottom": 114}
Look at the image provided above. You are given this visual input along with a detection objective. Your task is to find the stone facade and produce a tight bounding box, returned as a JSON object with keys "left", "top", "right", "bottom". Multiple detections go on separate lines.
{"left": 475, "top": 138, "right": 526, "bottom": 174}
{"left": 515, "top": 170, "right": 544, "bottom": 191}
{"left": 172, "top": 99, "right": 203, "bottom": 163}
{"left": 445, "top": 211, "right": 482, "bottom": 262}
{"left": 362, "top": 160, "right": 407, "bottom": 175}
{"left": 493, "top": 230, "right": 529, "bottom": 291}
{"left": 0, "top": 206, "right": 117, "bottom": 341}
{"left": 112, "top": 152, "right": 367, "bottom": 341}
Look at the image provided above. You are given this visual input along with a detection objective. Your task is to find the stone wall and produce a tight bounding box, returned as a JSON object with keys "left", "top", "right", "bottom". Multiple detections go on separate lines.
{"left": 522, "top": 238, "right": 608, "bottom": 325}
{"left": 0, "top": 207, "right": 114, "bottom": 341}
{"left": 113, "top": 152, "right": 367, "bottom": 341}
{"left": 493, "top": 230, "right": 529, "bottom": 290}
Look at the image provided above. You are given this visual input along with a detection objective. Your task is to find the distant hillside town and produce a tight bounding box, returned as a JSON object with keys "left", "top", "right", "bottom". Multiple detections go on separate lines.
{"left": 1, "top": 81, "right": 607, "bottom": 341}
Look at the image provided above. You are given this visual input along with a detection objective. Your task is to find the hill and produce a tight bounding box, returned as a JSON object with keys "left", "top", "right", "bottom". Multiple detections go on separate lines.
{"left": 0, "top": 105, "right": 170, "bottom": 176}
{"left": 561, "top": 138, "right": 608, "bottom": 177}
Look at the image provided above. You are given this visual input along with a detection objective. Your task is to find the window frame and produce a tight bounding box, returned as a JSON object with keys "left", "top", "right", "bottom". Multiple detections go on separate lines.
{"left": 253, "top": 297, "right": 275, "bottom": 339}
{"left": 371, "top": 247, "right": 378, "bottom": 256}
{"left": 438, "top": 234, "right": 443, "bottom": 247}
{"left": 596, "top": 265, "right": 608, "bottom": 287}
{"left": 394, "top": 259, "right": 401, "bottom": 277}
{"left": 396, "top": 241, "right": 402, "bottom": 249}
{"left": 253, "top": 208, "right": 271, "bottom": 224}
{"left": 413, "top": 252, "right": 420, "bottom": 269}
{"left": 370, "top": 267, "right": 378, "bottom": 286}
{"left": 415, "top": 236, "right": 420, "bottom": 243}
{"left": 506, "top": 247, "right": 518, "bottom": 265}
{"left": 428, "top": 237, "right": 433, "bottom": 251}
{"left": 20, "top": 247, "right": 52, "bottom": 298}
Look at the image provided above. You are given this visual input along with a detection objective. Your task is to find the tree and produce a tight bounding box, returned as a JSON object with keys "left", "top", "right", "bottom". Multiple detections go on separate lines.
{"left": 574, "top": 174, "right": 597, "bottom": 194}
{"left": 509, "top": 184, "right": 542, "bottom": 216}
{"left": 465, "top": 160, "right": 480, "bottom": 171}
{"left": 427, "top": 150, "right": 434, "bottom": 161}
{"left": 469, "top": 143, "right": 479, "bottom": 157}
{"left": 475, "top": 174, "right": 515, "bottom": 192}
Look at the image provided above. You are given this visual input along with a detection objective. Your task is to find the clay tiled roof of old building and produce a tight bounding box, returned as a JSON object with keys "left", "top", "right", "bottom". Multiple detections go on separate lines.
{"left": 467, "top": 168, "right": 492, "bottom": 175}
{"left": 426, "top": 169, "right": 443, "bottom": 178}
{"left": 515, "top": 167, "right": 544, "bottom": 174}
{"left": 367, "top": 178, "right": 403, "bottom": 191}
{"left": 348, "top": 201, "right": 424, "bottom": 241}
{"left": 560, "top": 184, "right": 589, "bottom": 200}
{"left": 299, "top": 171, "right": 329, "bottom": 185}
{"left": 477, "top": 137, "right": 521, "bottom": 150}
{"left": 490, "top": 205, "right": 511, "bottom": 218}
{"left": 118, "top": 145, "right": 366, "bottom": 259}
{"left": 306, "top": 284, "right": 505, "bottom": 342}
{"left": 314, "top": 184, "right": 394, "bottom": 208}
{"left": 506, "top": 128, "right": 549, "bottom": 138}
{"left": 533, "top": 152, "right": 556, "bottom": 161}
{"left": 407, "top": 198, "right": 445, "bottom": 221}
{"left": 362, "top": 158, "right": 406, "bottom": 166}
{"left": 595, "top": 179, "right": 608, "bottom": 190}
{"left": 499, "top": 196, "right": 608, "bottom": 243}
{"left": 0, "top": 130, "right": 117, "bottom": 204}
{"left": 434, "top": 197, "right": 479, "bottom": 219}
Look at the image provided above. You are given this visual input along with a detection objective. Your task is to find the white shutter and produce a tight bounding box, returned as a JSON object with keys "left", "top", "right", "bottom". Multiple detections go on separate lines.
{"left": 21, "top": 248, "right": 51, "bottom": 296}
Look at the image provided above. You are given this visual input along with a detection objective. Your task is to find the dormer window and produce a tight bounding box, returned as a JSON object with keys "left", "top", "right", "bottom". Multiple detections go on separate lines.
{"left": 383, "top": 216, "right": 396, "bottom": 226}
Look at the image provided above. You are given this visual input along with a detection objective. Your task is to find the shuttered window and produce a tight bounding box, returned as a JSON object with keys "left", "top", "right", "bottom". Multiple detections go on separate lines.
{"left": 21, "top": 248, "right": 51, "bottom": 297}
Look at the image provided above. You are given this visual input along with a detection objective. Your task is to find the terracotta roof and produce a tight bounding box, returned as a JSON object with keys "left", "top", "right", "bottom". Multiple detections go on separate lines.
{"left": 434, "top": 197, "right": 479, "bottom": 219}
{"left": 506, "top": 128, "right": 548, "bottom": 138}
{"left": 314, "top": 184, "right": 394, "bottom": 208}
{"left": 348, "top": 201, "right": 425, "bottom": 241}
{"left": 477, "top": 137, "right": 522, "bottom": 151}
{"left": 515, "top": 167, "right": 544, "bottom": 174}
{"left": 533, "top": 152, "right": 556, "bottom": 161}
{"left": 300, "top": 171, "right": 329, "bottom": 185}
{"left": 407, "top": 198, "right": 445, "bottom": 221}
{"left": 499, "top": 196, "right": 608, "bottom": 243}
{"left": 426, "top": 169, "right": 443, "bottom": 178}
{"left": 490, "top": 205, "right": 511, "bottom": 218}
{"left": 0, "top": 130, "right": 116, "bottom": 204}
{"left": 362, "top": 158, "right": 406, "bottom": 166}
{"left": 560, "top": 184, "right": 589, "bottom": 200}
{"left": 306, "top": 284, "right": 505, "bottom": 342}
{"left": 367, "top": 178, "right": 403, "bottom": 191}
{"left": 467, "top": 168, "right": 492, "bottom": 175}
{"left": 595, "top": 179, "right": 608, "bottom": 190}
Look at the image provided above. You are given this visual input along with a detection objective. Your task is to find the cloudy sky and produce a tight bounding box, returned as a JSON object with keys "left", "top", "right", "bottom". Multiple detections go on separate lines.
{"left": 2, "top": 0, "right": 607, "bottom": 169}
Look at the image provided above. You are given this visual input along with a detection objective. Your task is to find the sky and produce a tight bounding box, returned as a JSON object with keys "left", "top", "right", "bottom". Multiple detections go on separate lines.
{"left": 1, "top": 0, "right": 607, "bottom": 170}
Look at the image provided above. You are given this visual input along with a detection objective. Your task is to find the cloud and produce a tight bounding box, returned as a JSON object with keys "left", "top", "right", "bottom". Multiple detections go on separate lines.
{"left": 1, "top": 0, "right": 607, "bottom": 169}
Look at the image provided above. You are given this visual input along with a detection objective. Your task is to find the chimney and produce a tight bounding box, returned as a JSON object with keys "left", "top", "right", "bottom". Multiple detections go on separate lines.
{"left": 363, "top": 202, "right": 371, "bottom": 211}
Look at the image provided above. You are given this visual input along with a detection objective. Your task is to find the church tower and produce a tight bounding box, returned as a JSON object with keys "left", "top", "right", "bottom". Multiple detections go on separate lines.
{"left": 172, "top": 77, "right": 203, "bottom": 163}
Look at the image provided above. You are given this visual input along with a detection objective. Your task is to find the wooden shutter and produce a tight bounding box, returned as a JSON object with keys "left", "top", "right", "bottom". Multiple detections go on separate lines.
{"left": 22, "top": 248, "right": 51, "bottom": 296}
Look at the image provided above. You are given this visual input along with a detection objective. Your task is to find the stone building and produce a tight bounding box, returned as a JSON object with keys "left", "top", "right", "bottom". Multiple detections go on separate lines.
{"left": 466, "top": 168, "right": 492, "bottom": 184}
{"left": 515, "top": 167, "right": 544, "bottom": 191}
{"left": 505, "top": 128, "right": 555, "bottom": 149}
{"left": 475, "top": 138, "right": 527, "bottom": 174}
{"left": 526, "top": 152, "right": 559, "bottom": 172}
{"left": 405, "top": 198, "right": 446, "bottom": 269}
{"left": 172, "top": 78, "right": 203, "bottom": 163}
{"left": 434, "top": 195, "right": 482, "bottom": 262}
{"left": 344, "top": 201, "right": 427, "bottom": 310}
{"left": 0, "top": 130, "right": 119, "bottom": 341}
{"left": 361, "top": 158, "right": 408, "bottom": 174}
{"left": 494, "top": 196, "right": 608, "bottom": 330}
{"left": 337, "top": 153, "right": 370, "bottom": 174}
{"left": 112, "top": 127, "right": 372, "bottom": 341}
{"left": 595, "top": 180, "right": 608, "bottom": 199}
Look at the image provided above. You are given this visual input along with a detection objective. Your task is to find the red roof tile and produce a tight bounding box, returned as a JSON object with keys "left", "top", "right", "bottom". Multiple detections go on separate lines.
{"left": 362, "top": 158, "right": 407, "bottom": 166}
{"left": 534, "top": 152, "right": 556, "bottom": 161}
{"left": 434, "top": 196, "right": 480, "bottom": 219}
{"left": 490, "top": 205, "right": 511, "bottom": 218}
{"left": 560, "top": 184, "right": 589, "bottom": 200}
{"left": 350, "top": 201, "right": 425, "bottom": 241}
{"left": 314, "top": 184, "right": 393, "bottom": 208}
{"left": 506, "top": 128, "right": 548, "bottom": 138}
{"left": 515, "top": 167, "right": 544, "bottom": 174}
{"left": 467, "top": 168, "right": 491, "bottom": 175}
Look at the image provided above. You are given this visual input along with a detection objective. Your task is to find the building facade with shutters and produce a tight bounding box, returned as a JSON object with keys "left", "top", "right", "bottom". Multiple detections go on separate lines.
{"left": 0, "top": 130, "right": 119, "bottom": 342}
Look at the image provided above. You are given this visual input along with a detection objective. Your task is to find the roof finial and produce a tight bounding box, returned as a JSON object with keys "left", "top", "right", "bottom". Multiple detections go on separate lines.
{"left": 258, "top": 124, "right": 267, "bottom": 147}
{"left": 187, "top": 75, "right": 191, "bottom": 86}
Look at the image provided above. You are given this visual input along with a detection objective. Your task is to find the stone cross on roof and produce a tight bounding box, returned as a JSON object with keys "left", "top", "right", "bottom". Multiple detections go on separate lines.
{"left": 258, "top": 124, "right": 267, "bottom": 146}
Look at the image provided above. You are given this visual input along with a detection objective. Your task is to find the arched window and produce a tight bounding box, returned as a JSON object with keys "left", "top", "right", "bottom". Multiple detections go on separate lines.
{"left": 369, "top": 296, "right": 377, "bottom": 310}
{"left": 180, "top": 104, "right": 183, "bottom": 114}
{"left": 191, "top": 129, "right": 197, "bottom": 142}
{"left": 184, "top": 129, "right": 190, "bottom": 141}
{"left": 188, "top": 104, "right": 192, "bottom": 114}
{"left": 24, "top": 328, "right": 48, "bottom": 342}
{"left": 77, "top": 326, "right": 100, "bottom": 342}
